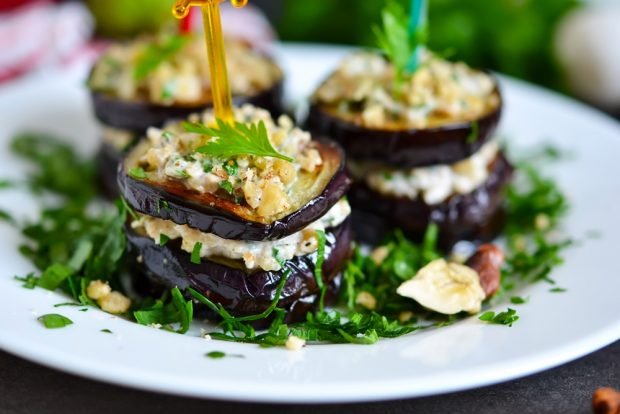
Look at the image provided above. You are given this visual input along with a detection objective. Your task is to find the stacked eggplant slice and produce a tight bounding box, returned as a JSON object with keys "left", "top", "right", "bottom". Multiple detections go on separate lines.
{"left": 88, "top": 34, "right": 285, "bottom": 198}
{"left": 119, "top": 105, "right": 352, "bottom": 324}
{"left": 307, "top": 51, "right": 514, "bottom": 247}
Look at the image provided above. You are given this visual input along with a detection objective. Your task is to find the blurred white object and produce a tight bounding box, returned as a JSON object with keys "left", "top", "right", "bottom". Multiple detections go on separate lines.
{"left": 182, "top": 2, "right": 276, "bottom": 50}
{"left": 0, "top": 0, "right": 93, "bottom": 83}
{"left": 555, "top": 5, "right": 620, "bottom": 110}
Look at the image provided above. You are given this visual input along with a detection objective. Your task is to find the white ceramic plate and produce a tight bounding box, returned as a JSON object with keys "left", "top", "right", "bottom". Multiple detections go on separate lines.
{"left": 0, "top": 44, "right": 619, "bottom": 403}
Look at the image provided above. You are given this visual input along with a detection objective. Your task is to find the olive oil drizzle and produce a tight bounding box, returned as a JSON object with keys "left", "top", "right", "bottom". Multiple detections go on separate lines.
{"left": 172, "top": 0, "right": 248, "bottom": 124}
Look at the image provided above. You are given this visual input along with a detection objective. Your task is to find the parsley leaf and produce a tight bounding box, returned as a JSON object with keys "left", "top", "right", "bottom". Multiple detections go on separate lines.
{"left": 128, "top": 167, "right": 147, "bottom": 179}
{"left": 191, "top": 242, "right": 202, "bottom": 264}
{"left": 206, "top": 351, "right": 226, "bottom": 359}
{"left": 314, "top": 230, "right": 327, "bottom": 311}
{"left": 510, "top": 296, "right": 529, "bottom": 305}
{"left": 133, "top": 287, "right": 193, "bottom": 334}
{"left": 373, "top": 1, "right": 427, "bottom": 89}
{"left": 467, "top": 121, "right": 479, "bottom": 144}
{"left": 479, "top": 308, "right": 519, "bottom": 327}
{"left": 38, "top": 314, "right": 73, "bottom": 329}
{"left": 10, "top": 133, "right": 96, "bottom": 202}
{"left": 186, "top": 119, "right": 293, "bottom": 162}
{"left": 218, "top": 180, "right": 234, "bottom": 195}
{"left": 134, "top": 35, "right": 189, "bottom": 80}
{"left": 159, "top": 234, "right": 170, "bottom": 246}
{"left": 205, "top": 351, "right": 245, "bottom": 359}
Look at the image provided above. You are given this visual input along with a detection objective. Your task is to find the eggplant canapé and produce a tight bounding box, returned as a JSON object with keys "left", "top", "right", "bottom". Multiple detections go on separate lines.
{"left": 120, "top": 104, "right": 352, "bottom": 322}
{"left": 88, "top": 34, "right": 284, "bottom": 198}
{"left": 307, "top": 51, "right": 513, "bottom": 247}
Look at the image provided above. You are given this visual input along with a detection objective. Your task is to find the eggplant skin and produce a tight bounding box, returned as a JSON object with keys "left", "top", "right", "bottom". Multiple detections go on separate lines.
{"left": 119, "top": 140, "right": 351, "bottom": 241}
{"left": 126, "top": 218, "right": 352, "bottom": 323}
{"left": 91, "top": 79, "right": 285, "bottom": 133}
{"left": 306, "top": 91, "right": 501, "bottom": 169}
{"left": 349, "top": 152, "right": 514, "bottom": 248}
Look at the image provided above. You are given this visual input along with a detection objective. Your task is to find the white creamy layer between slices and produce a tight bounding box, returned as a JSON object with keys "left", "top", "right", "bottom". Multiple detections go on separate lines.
{"left": 132, "top": 198, "right": 351, "bottom": 272}
{"left": 356, "top": 141, "right": 499, "bottom": 205}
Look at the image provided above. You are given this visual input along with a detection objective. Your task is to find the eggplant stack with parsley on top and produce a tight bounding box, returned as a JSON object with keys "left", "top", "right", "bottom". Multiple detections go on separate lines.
{"left": 307, "top": 49, "right": 513, "bottom": 248}
{"left": 119, "top": 104, "right": 352, "bottom": 325}
{"left": 88, "top": 33, "right": 285, "bottom": 198}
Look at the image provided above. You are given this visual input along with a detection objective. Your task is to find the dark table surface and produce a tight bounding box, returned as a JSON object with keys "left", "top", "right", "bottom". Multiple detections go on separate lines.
{"left": 1, "top": 340, "right": 618, "bottom": 414}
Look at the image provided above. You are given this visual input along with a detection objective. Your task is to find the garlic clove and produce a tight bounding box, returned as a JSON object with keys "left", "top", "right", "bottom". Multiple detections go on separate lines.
{"left": 396, "top": 259, "right": 485, "bottom": 315}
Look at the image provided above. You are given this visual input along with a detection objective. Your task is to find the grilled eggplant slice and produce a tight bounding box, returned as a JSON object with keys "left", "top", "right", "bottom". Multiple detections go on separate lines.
{"left": 119, "top": 138, "right": 351, "bottom": 241}
{"left": 91, "top": 79, "right": 284, "bottom": 133}
{"left": 349, "top": 152, "right": 514, "bottom": 248}
{"left": 306, "top": 96, "right": 501, "bottom": 169}
{"left": 126, "top": 218, "right": 352, "bottom": 322}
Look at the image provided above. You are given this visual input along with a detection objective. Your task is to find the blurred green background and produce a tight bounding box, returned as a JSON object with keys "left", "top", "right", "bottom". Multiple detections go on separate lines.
{"left": 87, "top": 0, "right": 582, "bottom": 92}
{"left": 274, "top": 0, "right": 580, "bottom": 91}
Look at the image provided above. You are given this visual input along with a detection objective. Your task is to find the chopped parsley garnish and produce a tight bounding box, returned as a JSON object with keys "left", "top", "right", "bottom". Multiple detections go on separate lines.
{"left": 101, "top": 329, "right": 113, "bottom": 334}
{"left": 314, "top": 230, "right": 327, "bottom": 311}
{"left": 467, "top": 121, "right": 479, "bottom": 144}
{"left": 549, "top": 287, "right": 567, "bottom": 293}
{"left": 53, "top": 302, "right": 81, "bottom": 308}
{"left": 9, "top": 133, "right": 127, "bottom": 308}
{"left": 202, "top": 161, "right": 213, "bottom": 173}
{"left": 38, "top": 314, "right": 73, "bottom": 329}
{"left": 206, "top": 351, "right": 226, "bottom": 359}
{"left": 185, "top": 119, "right": 293, "bottom": 162}
{"left": 134, "top": 35, "right": 189, "bottom": 80}
{"left": 38, "top": 263, "right": 73, "bottom": 291}
{"left": 157, "top": 199, "right": 172, "bottom": 213}
{"left": 10, "top": 133, "right": 95, "bottom": 201}
{"left": 223, "top": 160, "right": 238, "bottom": 176}
{"left": 159, "top": 234, "right": 170, "bottom": 246}
{"left": 0, "top": 209, "right": 14, "bottom": 224}
{"left": 205, "top": 351, "right": 245, "bottom": 359}
{"left": 161, "top": 81, "right": 176, "bottom": 101}
{"left": 128, "top": 167, "right": 147, "bottom": 180}
{"left": 15, "top": 273, "right": 37, "bottom": 289}
{"left": 218, "top": 180, "right": 234, "bottom": 195}
{"left": 510, "top": 296, "right": 529, "bottom": 305}
{"left": 190, "top": 242, "right": 202, "bottom": 264}
{"left": 479, "top": 308, "right": 519, "bottom": 327}
{"left": 134, "top": 287, "right": 193, "bottom": 334}
{"left": 373, "top": 0, "right": 427, "bottom": 91}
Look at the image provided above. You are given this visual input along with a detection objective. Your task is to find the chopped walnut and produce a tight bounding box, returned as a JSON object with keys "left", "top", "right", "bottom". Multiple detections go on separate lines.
{"left": 285, "top": 335, "right": 306, "bottom": 351}
{"left": 86, "top": 280, "right": 131, "bottom": 315}
{"left": 593, "top": 387, "right": 620, "bottom": 414}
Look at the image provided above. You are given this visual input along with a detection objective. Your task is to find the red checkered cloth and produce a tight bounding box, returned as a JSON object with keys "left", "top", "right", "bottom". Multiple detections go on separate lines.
{"left": 0, "top": 0, "right": 94, "bottom": 83}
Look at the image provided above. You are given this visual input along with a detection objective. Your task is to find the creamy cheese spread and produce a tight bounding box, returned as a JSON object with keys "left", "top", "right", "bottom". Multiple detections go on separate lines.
{"left": 132, "top": 198, "right": 351, "bottom": 271}
{"left": 351, "top": 141, "right": 499, "bottom": 205}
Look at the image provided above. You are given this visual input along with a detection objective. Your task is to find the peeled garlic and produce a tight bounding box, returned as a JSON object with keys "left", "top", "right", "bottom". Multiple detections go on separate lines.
{"left": 396, "top": 259, "right": 485, "bottom": 315}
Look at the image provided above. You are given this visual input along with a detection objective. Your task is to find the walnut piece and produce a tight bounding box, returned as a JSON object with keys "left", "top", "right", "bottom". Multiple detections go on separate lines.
{"left": 465, "top": 244, "right": 504, "bottom": 298}
{"left": 593, "top": 387, "right": 620, "bottom": 414}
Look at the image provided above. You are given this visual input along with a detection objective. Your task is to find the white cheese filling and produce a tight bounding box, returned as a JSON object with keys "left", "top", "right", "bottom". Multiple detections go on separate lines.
{"left": 132, "top": 198, "right": 351, "bottom": 272}
{"left": 355, "top": 141, "right": 499, "bottom": 205}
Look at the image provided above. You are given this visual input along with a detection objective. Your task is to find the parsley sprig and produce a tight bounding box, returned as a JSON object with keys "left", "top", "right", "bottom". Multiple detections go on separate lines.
{"left": 183, "top": 119, "right": 293, "bottom": 162}
{"left": 373, "top": 1, "right": 428, "bottom": 91}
